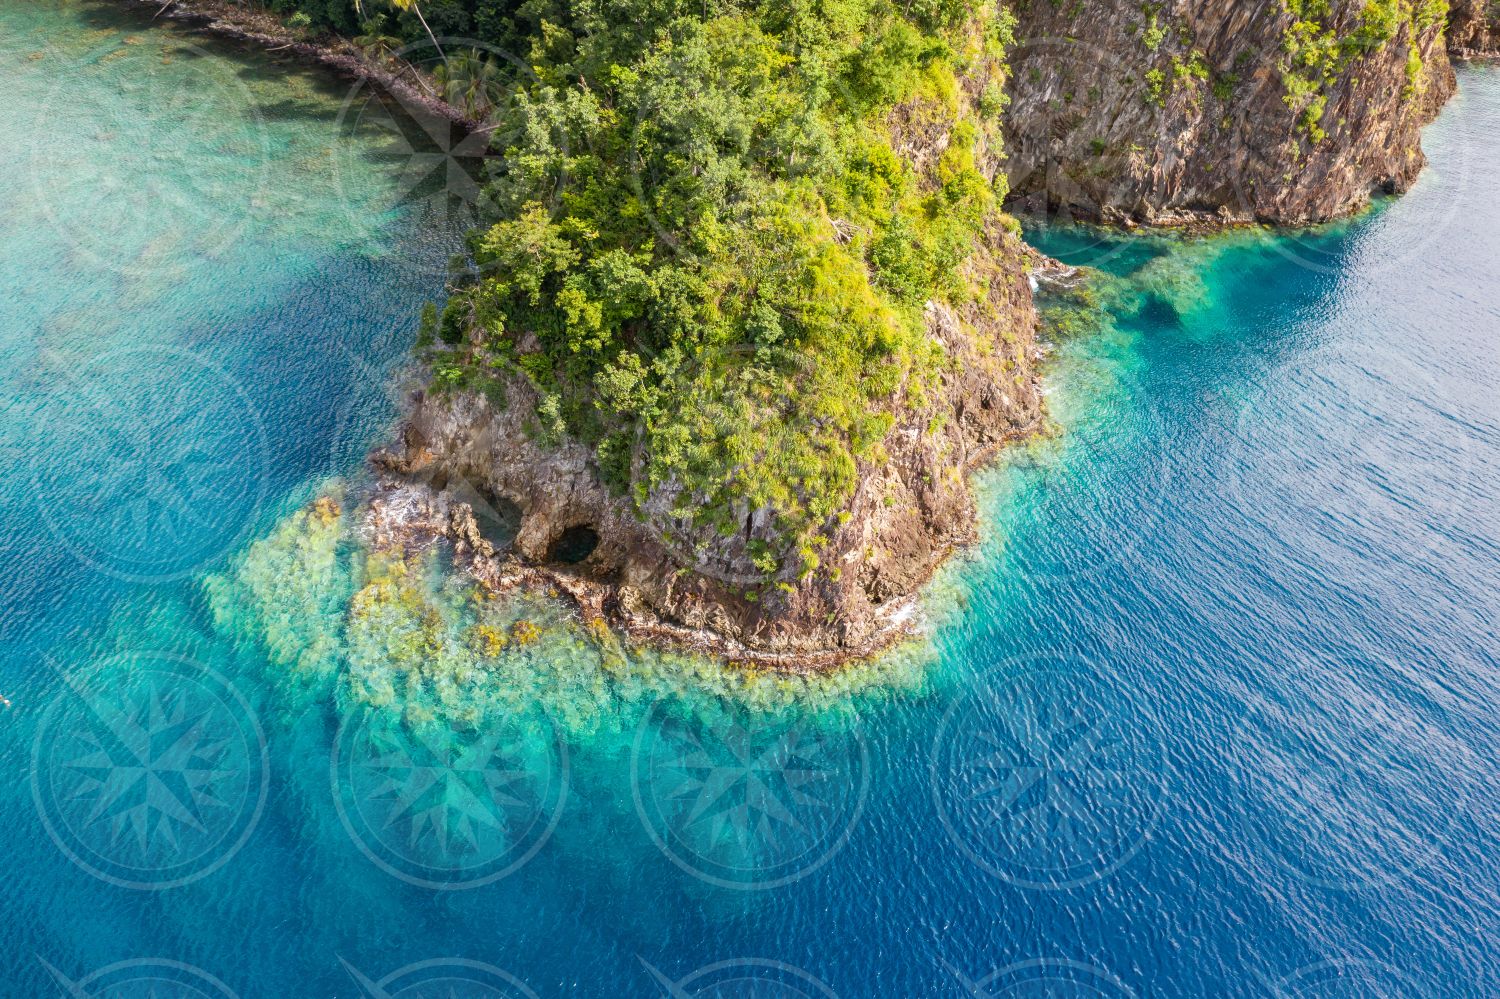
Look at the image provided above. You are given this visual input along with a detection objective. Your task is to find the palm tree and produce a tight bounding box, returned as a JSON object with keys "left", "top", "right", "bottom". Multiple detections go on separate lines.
{"left": 353, "top": 0, "right": 447, "bottom": 66}
{"left": 352, "top": 15, "right": 401, "bottom": 62}
{"left": 435, "top": 49, "right": 505, "bottom": 120}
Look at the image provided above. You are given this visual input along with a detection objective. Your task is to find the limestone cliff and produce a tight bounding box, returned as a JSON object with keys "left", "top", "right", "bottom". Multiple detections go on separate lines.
{"left": 1004, "top": 0, "right": 1456, "bottom": 224}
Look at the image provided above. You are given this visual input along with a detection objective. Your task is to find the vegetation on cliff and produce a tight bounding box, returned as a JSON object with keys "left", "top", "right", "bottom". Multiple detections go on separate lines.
{"left": 1447, "top": 0, "right": 1500, "bottom": 54}
{"left": 269, "top": 0, "right": 1020, "bottom": 581}
{"left": 1280, "top": 0, "right": 1449, "bottom": 140}
{"left": 1003, "top": 0, "right": 1458, "bottom": 225}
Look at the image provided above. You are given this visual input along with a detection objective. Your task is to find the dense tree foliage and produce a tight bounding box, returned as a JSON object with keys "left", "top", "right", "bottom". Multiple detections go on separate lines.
{"left": 279, "top": 0, "right": 1018, "bottom": 578}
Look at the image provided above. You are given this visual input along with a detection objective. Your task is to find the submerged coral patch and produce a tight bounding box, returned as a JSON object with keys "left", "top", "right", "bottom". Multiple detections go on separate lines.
{"left": 194, "top": 485, "right": 947, "bottom": 883}
{"left": 208, "top": 489, "right": 935, "bottom": 736}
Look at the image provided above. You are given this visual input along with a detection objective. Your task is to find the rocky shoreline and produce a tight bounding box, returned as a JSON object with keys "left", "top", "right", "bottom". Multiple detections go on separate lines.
{"left": 358, "top": 396, "right": 1052, "bottom": 673}
{"left": 364, "top": 241, "right": 1056, "bottom": 671}
{"left": 117, "top": 0, "right": 482, "bottom": 129}
{"left": 116, "top": 0, "right": 1491, "bottom": 671}
{"left": 354, "top": 477, "right": 921, "bottom": 674}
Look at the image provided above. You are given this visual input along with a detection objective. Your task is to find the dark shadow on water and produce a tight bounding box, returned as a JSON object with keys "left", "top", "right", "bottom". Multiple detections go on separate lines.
{"left": 1135, "top": 294, "right": 1185, "bottom": 329}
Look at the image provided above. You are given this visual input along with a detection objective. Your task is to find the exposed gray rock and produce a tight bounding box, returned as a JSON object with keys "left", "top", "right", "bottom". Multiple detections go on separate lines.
{"left": 1449, "top": 0, "right": 1500, "bottom": 57}
{"left": 1003, "top": 0, "right": 1455, "bottom": 225}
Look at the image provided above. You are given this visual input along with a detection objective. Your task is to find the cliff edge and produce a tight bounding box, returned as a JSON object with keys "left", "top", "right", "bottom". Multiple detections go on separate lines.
{"left": 1004, "top": 0, "right": 1457, "bottom": 224}
{"left": 374, "top": 230, "right": 1040, "bottom": 665}
{"left": 368, "top": 2, "right": 1044, "bottom": 665}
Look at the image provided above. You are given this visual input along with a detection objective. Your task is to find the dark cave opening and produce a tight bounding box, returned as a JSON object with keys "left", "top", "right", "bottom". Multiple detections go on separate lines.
{"left": 547, "top": 525, "right": 599, "bottom": 565}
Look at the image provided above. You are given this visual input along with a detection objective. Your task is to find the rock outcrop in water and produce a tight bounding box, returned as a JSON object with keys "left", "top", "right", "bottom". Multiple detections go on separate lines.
{"left": 347, "top": 0, "right": 1055, "bottom": 667}
{"left": 148, "top": 0, "right": 1482, "bottom": 667}
{"left": 1004, "top": 0, "right": 1457, "bottom": 224}
{"left": 373, "top": 227, "right": 1043, "bottom": 666}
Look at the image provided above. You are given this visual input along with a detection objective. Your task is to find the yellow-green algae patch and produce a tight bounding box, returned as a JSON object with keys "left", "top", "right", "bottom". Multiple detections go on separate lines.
{"left": 204, "top": 487, "right": 939, "bottom": 749}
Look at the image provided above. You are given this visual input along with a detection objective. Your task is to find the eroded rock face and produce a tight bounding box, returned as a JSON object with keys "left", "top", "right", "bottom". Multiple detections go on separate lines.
{"left": 1449, "top": 0, "right": 1500, "bottom": 56}
{"left": 1004, "top": 0, "right": 1456, "bottom": 225}
{"left": 373, "top": 225, "right": 1043, "bottom": 662}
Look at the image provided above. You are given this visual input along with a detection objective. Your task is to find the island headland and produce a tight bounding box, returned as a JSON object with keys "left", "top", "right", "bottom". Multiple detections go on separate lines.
{"left": 133, "top": 0, "right": 1492, "bottom": 668}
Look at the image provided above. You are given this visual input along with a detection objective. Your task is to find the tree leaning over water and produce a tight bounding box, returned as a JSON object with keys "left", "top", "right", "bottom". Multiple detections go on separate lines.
{"left": 354, "top": 0, "right": 446, "bottom": 65}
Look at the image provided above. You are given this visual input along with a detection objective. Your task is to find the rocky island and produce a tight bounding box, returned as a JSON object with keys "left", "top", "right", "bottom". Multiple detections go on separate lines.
{"left": 152, "top": 0, "right": 1493, "bottom": 667}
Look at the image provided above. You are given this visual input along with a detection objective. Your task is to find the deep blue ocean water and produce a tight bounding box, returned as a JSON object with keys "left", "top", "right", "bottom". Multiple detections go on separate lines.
{"left": 1, "top": 3, "right": 1497, "bottom": 996}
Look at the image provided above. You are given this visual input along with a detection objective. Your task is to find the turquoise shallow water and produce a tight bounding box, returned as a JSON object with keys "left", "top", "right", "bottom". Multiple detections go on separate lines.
{"left": 2, "top": 2, "right": 1498, "bottom": 996}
